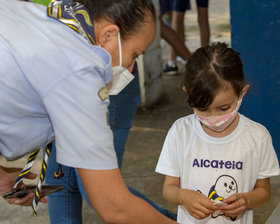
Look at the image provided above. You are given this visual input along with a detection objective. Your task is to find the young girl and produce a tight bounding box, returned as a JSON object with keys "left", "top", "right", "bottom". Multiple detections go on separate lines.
{"left": 156, "top": 42, "right": 280, "bottom": 223}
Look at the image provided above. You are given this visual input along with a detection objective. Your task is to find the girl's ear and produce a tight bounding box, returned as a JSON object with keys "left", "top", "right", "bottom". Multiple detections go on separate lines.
{"left": 98, "top": 24, "right": 119, "bottom": 47}
{"left": 240, "top": 84, "right": 250, "bottom": 98}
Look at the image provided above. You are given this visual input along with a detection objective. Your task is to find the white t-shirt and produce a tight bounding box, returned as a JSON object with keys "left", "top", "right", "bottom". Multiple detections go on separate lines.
{"left": 0, "top": 0, "right": 118, "bottom": 170}
{"left": 156, "top": 114, "right": 280, "bottom": 224}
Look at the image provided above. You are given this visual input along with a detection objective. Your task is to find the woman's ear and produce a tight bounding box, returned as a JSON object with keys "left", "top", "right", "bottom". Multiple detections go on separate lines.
{"left": 241, "top": 84, "right": 250, "bottom": 98}
{"left": 98, "top": 25, "right": 119, "bottom": 47}
{"left": 182, "top": 86, "right": 187, "bottom": 93}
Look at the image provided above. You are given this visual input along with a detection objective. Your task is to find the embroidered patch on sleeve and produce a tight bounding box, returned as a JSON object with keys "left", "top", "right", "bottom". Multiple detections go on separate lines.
{"left": 98, "top": 87, "right": 109, "bottom": 101}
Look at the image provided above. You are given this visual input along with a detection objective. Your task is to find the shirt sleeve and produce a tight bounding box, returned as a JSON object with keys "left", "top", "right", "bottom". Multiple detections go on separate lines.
{"left": 258, "top": 131, "right": 280, "bottom": 179}
{"left": 43, "top": 66, "right": 118, "bottom": 170}
{"left": 155, "top": 124, "right": 181, "bottom": 177}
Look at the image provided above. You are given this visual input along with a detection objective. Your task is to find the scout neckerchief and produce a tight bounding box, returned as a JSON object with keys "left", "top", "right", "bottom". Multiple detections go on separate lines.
{"left": 47, "top": 0, "right": 96, "bottom": 45}
{"left": 12, "top": 143, "right": 53, "bottom": 216}
{"left": 46, "top": 0, "right": 97, "bottom": 213}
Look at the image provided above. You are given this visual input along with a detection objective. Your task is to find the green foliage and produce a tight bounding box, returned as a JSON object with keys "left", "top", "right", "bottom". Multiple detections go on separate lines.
{"left": 32, "top": 0, "right": 51, "bottom": 6}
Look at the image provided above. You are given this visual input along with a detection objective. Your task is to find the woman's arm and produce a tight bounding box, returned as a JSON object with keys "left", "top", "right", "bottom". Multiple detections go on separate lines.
{"left": 78, "top": 168, "right": 178, "bottom": 224}
{"left": 222, "top": 178, "right": 271, "bottom": 217}
{"left": 162, "top": 175, "right": 217, "bottom": 220}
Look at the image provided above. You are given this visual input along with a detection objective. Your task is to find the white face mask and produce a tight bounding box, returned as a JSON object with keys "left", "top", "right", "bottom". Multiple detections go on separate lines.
{"left": 109, "top": 32, "right": 135, "bottom": 95}
{"left": 195, "top": 99, "right": 242, "bottom": 132}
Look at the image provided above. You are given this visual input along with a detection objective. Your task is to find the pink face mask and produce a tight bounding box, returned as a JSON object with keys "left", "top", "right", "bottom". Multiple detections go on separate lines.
{"left": 195, "top": 99, "right": 242, "bottom": 132}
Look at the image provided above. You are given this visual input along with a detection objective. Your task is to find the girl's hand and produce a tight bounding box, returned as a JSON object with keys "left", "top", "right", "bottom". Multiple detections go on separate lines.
{"left": 180, "top": 190, "right": 218, "bottom": 220}
{"left": 221, "top": 193, "right": 248, "bottom": 217}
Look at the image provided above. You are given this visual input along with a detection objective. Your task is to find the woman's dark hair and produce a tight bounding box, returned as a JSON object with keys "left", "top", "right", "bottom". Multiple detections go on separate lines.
{"left": 183, "top": 42, "right": 247, "bottom": 109}
{"left": 74, "top": 0, "right": 156, "bottom": 39}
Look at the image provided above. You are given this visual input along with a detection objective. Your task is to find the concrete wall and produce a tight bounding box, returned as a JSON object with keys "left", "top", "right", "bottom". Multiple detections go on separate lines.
{"left": 230, "top": 0, "right": 280, "bottom": 160}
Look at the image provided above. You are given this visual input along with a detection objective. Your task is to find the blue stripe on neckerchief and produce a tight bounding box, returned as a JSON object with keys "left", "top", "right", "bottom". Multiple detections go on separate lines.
{"left": 47, "top": 0, "right": 96, "bottom": 44}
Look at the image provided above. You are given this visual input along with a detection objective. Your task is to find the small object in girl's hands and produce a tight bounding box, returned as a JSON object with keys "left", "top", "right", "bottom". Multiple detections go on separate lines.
{"left": 213, "top": 200, "right": 228, "bottom": 207}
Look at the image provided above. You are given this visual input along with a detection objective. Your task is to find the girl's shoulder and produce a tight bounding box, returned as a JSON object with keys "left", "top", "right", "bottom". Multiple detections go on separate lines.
{"left": 169, "top": 114, "right": 196, "bottom": 133}
{"left": 172, "top": 114, "right": 195, "bottom": 125}
{"left": 241, "top": 115, "right": 271, "bottom": 138}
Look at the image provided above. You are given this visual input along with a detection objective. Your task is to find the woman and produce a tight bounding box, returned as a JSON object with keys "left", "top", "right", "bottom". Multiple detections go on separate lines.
{"left": 0, "top": 0, "right": 177, "bottom": 223}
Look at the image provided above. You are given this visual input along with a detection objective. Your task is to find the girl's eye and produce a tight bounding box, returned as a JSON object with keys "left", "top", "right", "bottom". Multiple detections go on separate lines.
{"left": 197, "top": 108, "right": 208, "bottom": 112}
{"left": 220, "top": 106, "right": 230, "bottom": 111}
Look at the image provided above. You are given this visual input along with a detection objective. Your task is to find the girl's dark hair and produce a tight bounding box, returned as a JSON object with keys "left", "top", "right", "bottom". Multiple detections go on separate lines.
{"left": 183, "top": 42, "right": 247, "bottom": 109}
{"left": 74, "top": 0, "right": 156, "bottom": 39}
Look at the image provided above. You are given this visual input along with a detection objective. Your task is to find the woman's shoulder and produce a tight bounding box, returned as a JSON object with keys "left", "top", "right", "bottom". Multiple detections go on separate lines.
{"left": 56, "top": 34, "right": 111, "bottom": 72}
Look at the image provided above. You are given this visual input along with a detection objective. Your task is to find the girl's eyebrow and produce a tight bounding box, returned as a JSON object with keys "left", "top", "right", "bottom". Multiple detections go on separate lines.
{"left": 217, "top": 103, "right": 230, "bottom": 107}
{"left": 216, "top": 100, "right": 234, "bottom": 108}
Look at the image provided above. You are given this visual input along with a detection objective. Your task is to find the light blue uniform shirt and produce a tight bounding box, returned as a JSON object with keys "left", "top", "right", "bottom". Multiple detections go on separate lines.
{"left": 0, "top": 0, "right": 118, "bottom": 170}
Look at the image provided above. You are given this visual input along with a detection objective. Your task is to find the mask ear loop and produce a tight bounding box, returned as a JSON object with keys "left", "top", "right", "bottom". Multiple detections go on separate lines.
{"left": 117, "top": 32, "right": 122, "bottom": 66}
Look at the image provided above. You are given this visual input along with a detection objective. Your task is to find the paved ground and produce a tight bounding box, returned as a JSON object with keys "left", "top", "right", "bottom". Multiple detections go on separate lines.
{"left": 1, "top": 0, "right": 279, "bottom": 223}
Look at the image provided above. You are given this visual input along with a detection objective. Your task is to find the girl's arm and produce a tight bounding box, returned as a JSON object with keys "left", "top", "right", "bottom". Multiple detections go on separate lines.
{"left": 163, "top": 175, "right": 218, "bottom": 220}
{"left": 222, "top": 178, "right": 271, "bottom": 217}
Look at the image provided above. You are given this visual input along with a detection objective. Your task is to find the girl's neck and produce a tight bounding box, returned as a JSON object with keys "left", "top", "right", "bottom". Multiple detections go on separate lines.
{"left": 201, "top": 114, "right": 240, "bottom": 138}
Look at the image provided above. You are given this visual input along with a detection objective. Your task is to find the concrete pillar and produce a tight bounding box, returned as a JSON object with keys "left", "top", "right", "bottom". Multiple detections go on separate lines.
{"left": 137, "top": 0, "right": 163, "bottom": 107}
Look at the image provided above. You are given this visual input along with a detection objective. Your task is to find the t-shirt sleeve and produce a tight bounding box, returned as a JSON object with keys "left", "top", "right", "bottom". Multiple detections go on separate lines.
{"left": 43, "top": 66, "right": 118, "bottom": 170}
{"left": 258, "top": 131, "right": 280, "bottom": 179}
{"left": 155, "top": 124, "right": 180, "bottom": 177}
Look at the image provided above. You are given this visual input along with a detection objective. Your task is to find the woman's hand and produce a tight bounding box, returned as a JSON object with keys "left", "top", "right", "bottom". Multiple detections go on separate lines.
{"left": 0, "top": 166, "right": 47, "bottom": 206}
{"left": 180, "top": 189, "right": 218, "bottom": 220}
